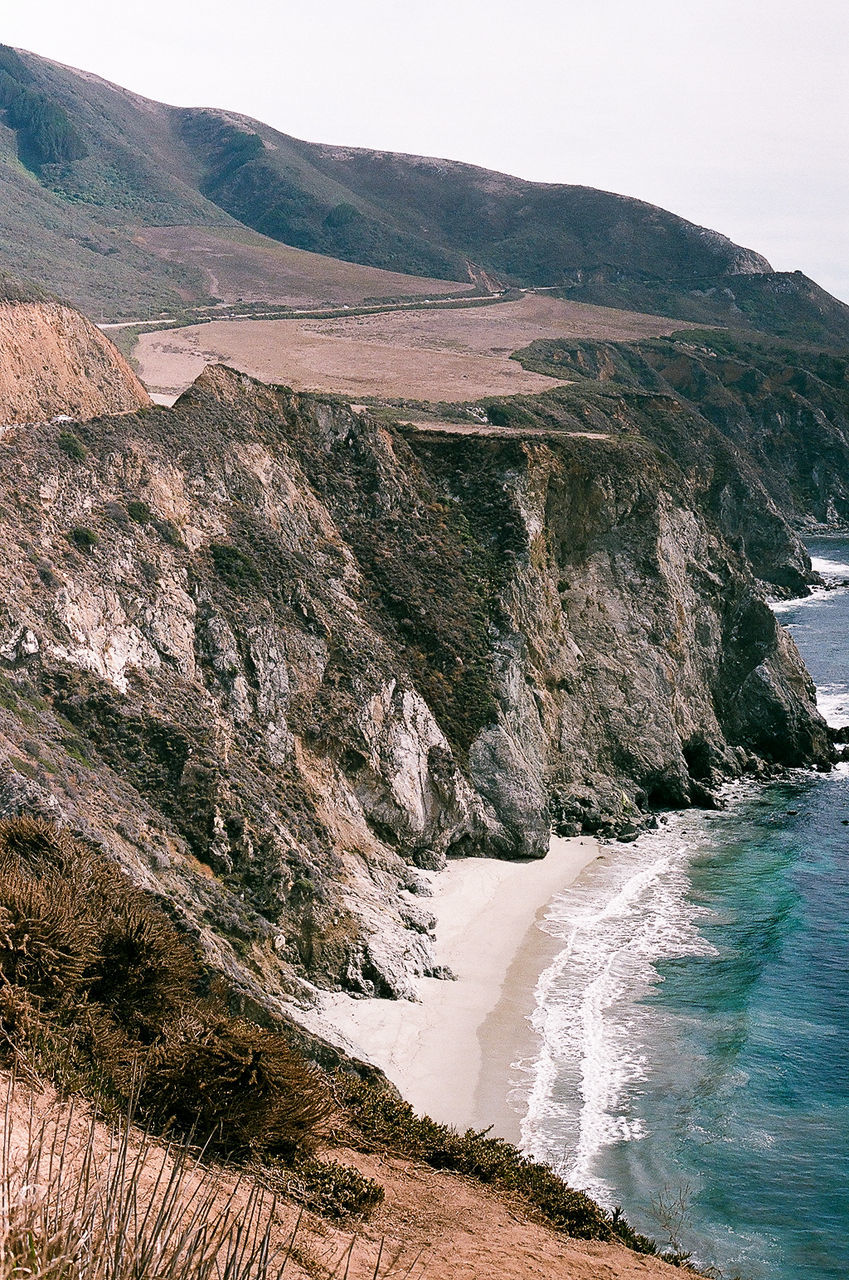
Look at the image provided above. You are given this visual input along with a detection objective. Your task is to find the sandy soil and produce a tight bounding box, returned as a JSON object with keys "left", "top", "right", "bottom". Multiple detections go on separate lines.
{"left": 133, "top": 225, "right": 470, "bottom": 308}
{"left": 305, "top": 292, "right": 686, "bottom": 354}
{"left": 321, "top": 836, "right": 602, "bottom": 1144}
{"left": 1, "top": 1073, "right": 690, "bottom": 1279}
{"left": 134, "top": 292, "right": 686, "bottom": 402}
{"left": 0, "top": 301, "right": 149, "bottom": 425}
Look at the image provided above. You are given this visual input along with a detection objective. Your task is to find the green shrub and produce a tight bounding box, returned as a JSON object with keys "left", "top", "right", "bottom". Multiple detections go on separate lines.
{"left": 270, "top": 1154, "right": 384, "bottom": 1220}
{"left": 68, "top": 526, "right": 98, "bottom": 553}
{"left": 0, "top": 56, "right": 88, "bottom": 169}
{"left": 127, "top": 499, "right": 152, "bottom": 523}
{"left": 156, "top": 518, "right": 183, "bottom": 547}
{"left": 36, "top": 560, "right": 58, "bottom": 586}
{"left": 57, "top": 430, "right": 86, "bottom": 461}
{"left": 60, "top": 736, "right": 93, "bottom": 766}
{"left": 210, "top": 541, "right": 260, "bottom": 589}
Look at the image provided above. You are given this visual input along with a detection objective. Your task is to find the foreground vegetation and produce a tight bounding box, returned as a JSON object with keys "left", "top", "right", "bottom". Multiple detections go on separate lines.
{"left": 0, "top": 814, "right": 703, "bottom": 1269}
{"left": 0, "top": 816, "right": 331, "bottom": 1158}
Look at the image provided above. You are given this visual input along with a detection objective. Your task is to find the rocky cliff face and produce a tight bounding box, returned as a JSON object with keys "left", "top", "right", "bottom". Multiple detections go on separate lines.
{"left": 0, "top": 301, "right": 149, "bottom": 424}
{"left": 516, "top": 333, "right": 849, "bottom": 547}
{"left": 0, "top": 362, "right": 829, "bottom": 1016}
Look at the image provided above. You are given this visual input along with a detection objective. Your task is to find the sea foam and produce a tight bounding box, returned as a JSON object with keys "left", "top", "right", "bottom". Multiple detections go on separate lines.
{"left": 517, "top": 817, "right": 721, "bottom": 1199}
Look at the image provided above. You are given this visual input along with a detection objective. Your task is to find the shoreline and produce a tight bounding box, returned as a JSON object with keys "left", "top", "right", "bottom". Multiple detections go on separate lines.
{"left": 321, "top": 835, "right": 600, "bottom": 1140}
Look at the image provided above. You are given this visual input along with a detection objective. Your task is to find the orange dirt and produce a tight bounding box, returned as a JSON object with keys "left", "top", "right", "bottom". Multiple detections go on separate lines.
{"left": 0, "top": 302, "right": 149, "bottom": 425}
{"left": 0, "top": 1073, "right": 696, "bottom": 1280}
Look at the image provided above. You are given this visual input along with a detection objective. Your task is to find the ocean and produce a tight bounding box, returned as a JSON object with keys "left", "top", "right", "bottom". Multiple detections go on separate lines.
{"left": 516, "top": 536, "right": 849, "bottom": 1279}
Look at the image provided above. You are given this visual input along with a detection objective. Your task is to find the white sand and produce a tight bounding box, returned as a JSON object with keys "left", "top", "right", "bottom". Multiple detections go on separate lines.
{"left": 322, "top": 835, "right": 599, "bottom": 1140}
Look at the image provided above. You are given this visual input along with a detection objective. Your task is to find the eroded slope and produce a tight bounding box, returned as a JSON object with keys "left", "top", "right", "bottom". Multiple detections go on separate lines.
{"left": 0, "top": 364, "right": 828, "bottom": 1020}
{"left": 0, "top": 299, "right": 149, "bottom": 423}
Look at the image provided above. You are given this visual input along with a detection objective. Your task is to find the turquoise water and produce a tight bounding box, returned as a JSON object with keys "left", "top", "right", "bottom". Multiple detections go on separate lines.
{"left": 518, "top": 537, "right": 849, "bottom": 1279}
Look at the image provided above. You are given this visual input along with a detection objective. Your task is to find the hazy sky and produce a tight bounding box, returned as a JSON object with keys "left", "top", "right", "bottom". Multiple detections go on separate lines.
{"left": 5, "top": 1, "right": 848, "bottom": 300}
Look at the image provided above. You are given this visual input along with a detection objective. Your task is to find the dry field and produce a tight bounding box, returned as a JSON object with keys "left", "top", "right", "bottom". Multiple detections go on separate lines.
{"left": 133, "top": 225, "right": 471, "bottom": 308}
{"left": 134, "top": 293, "right": 688, "bottom": 403}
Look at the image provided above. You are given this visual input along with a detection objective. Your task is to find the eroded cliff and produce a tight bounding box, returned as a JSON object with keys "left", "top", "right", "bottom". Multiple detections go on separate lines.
{"left": 0, "top": 300, "right": 149, "bottom": 424}
{"left": 0, "top": 362, "right": 829, "bottom": 1017}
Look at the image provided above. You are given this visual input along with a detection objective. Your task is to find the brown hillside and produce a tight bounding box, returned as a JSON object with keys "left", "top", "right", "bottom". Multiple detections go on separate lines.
{"left": 0, "top": 1074, "right": 696, "bottom": 1280}
{"left": 0, "top": 300, "right": 149, "bottom": 424}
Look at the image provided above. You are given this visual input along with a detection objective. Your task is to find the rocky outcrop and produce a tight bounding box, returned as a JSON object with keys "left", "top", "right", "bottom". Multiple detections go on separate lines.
{"left": 516, "top": 333, "right": 849, "bottom": 551}
{"left": 409, "top": 428, "right": 829, "bottom": 842}
{"left": 0, "top": 364, "right": 830, "bottom": 1014}
{"left": 0, "top": 301, "right": 149, "bottom": 424}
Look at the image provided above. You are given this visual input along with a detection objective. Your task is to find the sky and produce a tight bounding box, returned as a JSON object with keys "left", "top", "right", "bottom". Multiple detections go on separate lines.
{"left": 4, "top": 0, "right": 848, "bottom": 301}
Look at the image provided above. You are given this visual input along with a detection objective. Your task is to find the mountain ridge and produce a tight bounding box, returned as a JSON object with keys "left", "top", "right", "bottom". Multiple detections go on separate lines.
{"left": 1, "top": 44, "right": 847, "bottom": 346}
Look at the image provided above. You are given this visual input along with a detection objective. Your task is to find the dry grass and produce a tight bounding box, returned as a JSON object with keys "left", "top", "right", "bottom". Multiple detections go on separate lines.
{"left": 0, "top": 1077, "right": 293, "bottom": 1280}
{"left": 132, "top": 227, "right": 469, "bottom": 309}
{"left": 133, "top": 293, "right": 688, "bottom": 402}
{"left": 0, "top": 1074, "right": 699, "bottom": 1280}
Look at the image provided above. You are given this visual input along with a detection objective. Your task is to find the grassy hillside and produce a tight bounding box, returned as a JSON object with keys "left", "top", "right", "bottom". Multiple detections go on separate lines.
{"left": 1, "top": 44, "right": 848, "bottom": 346}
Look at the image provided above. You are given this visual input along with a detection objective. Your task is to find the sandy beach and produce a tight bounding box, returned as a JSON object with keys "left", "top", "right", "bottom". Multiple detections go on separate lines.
{"left": 322, "top": 835, "right": 600, "bottom": 1142}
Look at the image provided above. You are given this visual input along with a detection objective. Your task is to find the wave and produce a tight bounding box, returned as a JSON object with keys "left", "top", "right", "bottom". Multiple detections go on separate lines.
{"left": 770, "top": 557, "right": 849, "bottom": 615}
{"left": 517, "top": 820, "right": 719, "bottom": 1198}
{"left": 816, "top": 682, "right": 849, "bottom": 727}
{"left": 771, "top": 586, "right": 832, "bottom": 614}
{"left": 810, "top": 556, "right": 849, "bottom": 579}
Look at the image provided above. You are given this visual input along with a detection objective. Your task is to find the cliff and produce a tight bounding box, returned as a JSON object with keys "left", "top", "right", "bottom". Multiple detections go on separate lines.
{"left": 0, "top": 362, "right": 829, "bottom": 1015}
{"left": 0, "top": 299, "right": 149, "bottom": 423}
{"left": 516, "top": 330, "right": 849, "bottom": 541}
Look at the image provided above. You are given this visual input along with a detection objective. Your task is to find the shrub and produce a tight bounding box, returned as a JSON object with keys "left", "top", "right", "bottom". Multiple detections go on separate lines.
{"left": 87, "top": 893, "right": 200, "bottom": 1041}
{"left": 210, "top": 542, "right": 260, "bottom": 589}
{"left": 68, "top": 526, "right": 98, "bottom": 553}
{"left": 57, "top": 430, "right": 86, "bottom": 460}
{"left": 0, "top": 816, "right": 332, "bottom": 1160}
{"left": 36, "top": 560, "right": 58, "bottom": 586}
{"left": 0, "top": 870, "right": 94, "bottom": 1000}
{"left": 156, "top": 517, "right": 183, "bottom": 547}
{"left": 143, "top": 1010, "right": 333, "bottom": 1157}
{"left": 0, "top": 57, "right": 88, "bottom": 169}
{"left": 270, "top": 1154, "right": 384, "bottom": 1220}
{"left": 127, "top": 499, "right": 152, "bottom": 523}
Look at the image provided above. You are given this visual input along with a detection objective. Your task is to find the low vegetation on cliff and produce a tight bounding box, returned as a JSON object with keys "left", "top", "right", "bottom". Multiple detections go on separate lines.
{"left": 0, "top": 816, "right": 332, "bottom": 1158}
{"left": 0, "top": 815, "right": 693, "bottom": 1274}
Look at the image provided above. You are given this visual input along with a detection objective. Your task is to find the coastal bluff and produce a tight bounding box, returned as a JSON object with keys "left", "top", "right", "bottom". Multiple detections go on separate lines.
{"left": 0, "top": 297, "right": 149, "bottom": 424}
{"left": 0, "top": 353, "right": 829, "bottom": 1016}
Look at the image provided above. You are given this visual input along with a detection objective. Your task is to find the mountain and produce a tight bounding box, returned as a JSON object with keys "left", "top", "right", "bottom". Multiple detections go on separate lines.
{"left": 1, "top": 44, "right": 848, "bottom": 345}
{"left": 0, "top": 325, "right": 831, "bottom": 1007}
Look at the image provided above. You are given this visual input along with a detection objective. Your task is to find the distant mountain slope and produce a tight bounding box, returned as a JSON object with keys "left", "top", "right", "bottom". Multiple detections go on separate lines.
{"left": 1, "top": 44, "right": 848, "bottom": 345}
